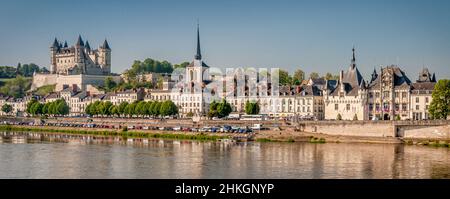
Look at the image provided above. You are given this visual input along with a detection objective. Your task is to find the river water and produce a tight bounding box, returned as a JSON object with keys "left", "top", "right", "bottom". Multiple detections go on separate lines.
{"left": 0, "top": 131, "right": 449, "bottom": 179}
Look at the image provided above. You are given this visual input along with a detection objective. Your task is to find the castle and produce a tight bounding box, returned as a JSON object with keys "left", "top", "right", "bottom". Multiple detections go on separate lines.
{"left": 31, "top": 36, "right": 120, "bottom": 92}
{"left": 50, "top": 35, "right": 111, "bottom": 75}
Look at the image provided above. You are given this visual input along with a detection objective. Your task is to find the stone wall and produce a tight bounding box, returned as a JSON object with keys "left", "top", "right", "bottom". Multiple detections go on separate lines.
{"left": 300, "top": 121, "right": 396, "bottom": 137}
{"left": 31, "top": 73, "right": 58, "bottom": 90}
{"left": 32, "top": 73, "right": 123, "bottom": 92}
{"left": 399, "top": 124, "right": 450, "bottom": 139}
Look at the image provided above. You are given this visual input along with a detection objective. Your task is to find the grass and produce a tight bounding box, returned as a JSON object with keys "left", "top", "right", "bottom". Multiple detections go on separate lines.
{"left": 0, "top": 124, "right": 229, "bottom": 142}
{"left": 34, "top": 84, "right": 56, "bottom": 96}
{"left": 309, "top": 136, "right": 326, "bottom": 144}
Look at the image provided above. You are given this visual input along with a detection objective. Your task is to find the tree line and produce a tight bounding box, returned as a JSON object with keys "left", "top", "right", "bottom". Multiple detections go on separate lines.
{"left": 0, "top": 63, "right": 48, "bottom": 78}
{"left": 85, "top": 100, "right": 178, "bottom": 118}
{"left": 26, "top": 99, "right": 70, "bottom": 116}
{"left": 277, "top": 69, "right": 339, "bottom": 86}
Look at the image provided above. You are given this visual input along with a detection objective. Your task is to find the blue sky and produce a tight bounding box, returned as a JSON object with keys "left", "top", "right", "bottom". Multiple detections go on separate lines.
{"left": 0, "top": 0, "right": 449, "bottom": 80}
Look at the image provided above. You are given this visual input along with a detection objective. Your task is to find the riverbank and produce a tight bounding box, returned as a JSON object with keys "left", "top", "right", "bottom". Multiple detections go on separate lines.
{"left": 1, "top": 121, "right": 449, "bottom": 148}
{"left": 0, "top": 124, "right": 230, "bottom": 142}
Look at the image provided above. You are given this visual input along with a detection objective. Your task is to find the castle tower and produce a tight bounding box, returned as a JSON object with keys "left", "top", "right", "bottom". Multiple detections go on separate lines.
{"left": 98, "top": 39, "right": 111, "bottom": 75}
{"left": 50, "top": 37, "right": 59, "bottom": 74}
{"left": 74, "top": 35, "right": 86, "bottom": 73}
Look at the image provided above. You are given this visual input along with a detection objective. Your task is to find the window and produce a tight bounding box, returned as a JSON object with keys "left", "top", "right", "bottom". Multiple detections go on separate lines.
{"left": 375, "top": 92, "right": 380, "bottom": 98}
{"left": 369, "top": 103, "right": 373, "bottom": 111}
{"left": 369, "top": 92, "right": 373, "bottom": 98}
{"left": 402, "top": 104, "right": 407, "bottom": 111}
{"left": 416, "top": 97, "right": 419, "bottom": 103}
{"left": 395, "top": 104, "right": 399, "bottom": 111}
{"left": 376, "top": 103, "right": 380, "bottom": 111}
{"left": 346, "top": 104, "right": 350, "bottom": 111}
{"left": 402, "top": 92, "right": 407, "bottom": 98}
{"left": 416, "top": 105, "right": 419, "bottom": 110}
{"left": 425, "top": 97, "right": 429, "bottom": 103}
{"left": 335, "top": 104, "right": 338, "bottom": 110}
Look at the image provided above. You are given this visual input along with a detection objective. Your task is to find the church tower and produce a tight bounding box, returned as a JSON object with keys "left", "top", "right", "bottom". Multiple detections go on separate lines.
{"left": 186, "top": 23, "right": 209, "bottom": 86}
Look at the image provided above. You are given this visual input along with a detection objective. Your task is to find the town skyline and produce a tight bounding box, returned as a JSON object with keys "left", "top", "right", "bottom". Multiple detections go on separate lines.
{"left": 1, "top": 0, "right": 450, "bottom": 80}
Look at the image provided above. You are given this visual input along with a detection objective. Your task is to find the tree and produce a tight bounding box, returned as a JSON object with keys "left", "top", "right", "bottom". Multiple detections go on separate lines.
{"left": 276, "top": 69, "right": 292, "bottom": 85}
{"left": 55, "top": 99, "right": 69, "bottom": 115}
{"left": 216, "top": 99, "right": 232, "bottom": 118}
{"left": 152, "top": 101, "right": 162, "bottom": 117}
{"left": 135, "top": 101, "right": 147, "bottom": 117}
{"left": 353, "top": 114, "right": 358, "bottom": 121}
{"left": 292, "top": 69, "right": 305, "bottom": 84}
{"left": 395, "top": 115, "right": 401, "bottom": 121}
{"left": 186, "top": 111, "right": 194, "bottom": 117}
{"left": 30, "top": 102, "right": 43, "bottom": 116}
{"left": 104, "top": 77, "right": 117, "bottom": 91}
{"left": 2, "top": 104, "right": 12, "bottom": 114}
{"left": 208, "top": 99, "right": 232, "bottom": 118}
{"left": 324, "top": 72, "right": 339, "bottom": 80}
{"left": 26, "top": 99, "right": 38, "bottom": 114}
{"left": 336, "top": 113, "right": 342, "bottom": 120}
{"left": 429, "top": 79, "right": 450, "bottom": 119}
{"left": 0, "top": 76, "right": 32, "bottom": 98}
{"left": 309, "top": 72, "right": 320, "bottom": 79}
{"left": 174, "top": 62, "right": 190, "bottom": 69}
{"left": 245, "top": 101, "right": 260, "bottom": 115}
{"left": 118, "top": 102, "right": 129, "bottom": 117}
{"left": 160, "top": 100, "right": 178, "bottom": 117}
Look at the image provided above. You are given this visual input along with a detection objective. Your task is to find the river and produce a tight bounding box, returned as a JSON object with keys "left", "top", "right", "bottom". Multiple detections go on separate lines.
{"left": 0, "top": 131, "right": 449, "bottom": 179}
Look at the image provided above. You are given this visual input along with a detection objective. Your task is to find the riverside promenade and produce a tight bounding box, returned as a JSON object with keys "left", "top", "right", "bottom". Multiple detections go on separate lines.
{"left": 1, "top": 116, "right": 449, "bottom": 144}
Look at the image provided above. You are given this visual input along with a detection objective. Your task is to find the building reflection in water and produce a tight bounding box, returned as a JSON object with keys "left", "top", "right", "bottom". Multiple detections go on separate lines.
{"left": 0, "top": 131, "right": 449, "bottom": 179}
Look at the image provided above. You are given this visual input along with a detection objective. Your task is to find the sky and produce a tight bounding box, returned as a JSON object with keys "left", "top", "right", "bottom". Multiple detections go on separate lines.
{"left": 0, "top": 0, "right": 449, "bottom": 80}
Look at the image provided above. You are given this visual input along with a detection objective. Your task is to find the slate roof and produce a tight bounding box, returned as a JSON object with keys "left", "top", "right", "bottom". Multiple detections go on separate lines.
{"left": 368, "top": 65, "right": 412, "bottom": 90}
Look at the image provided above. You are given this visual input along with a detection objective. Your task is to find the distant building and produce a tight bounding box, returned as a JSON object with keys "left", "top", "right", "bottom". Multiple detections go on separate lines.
{"left": 323, "top": 48, "right": 368, "bottom": 120}
{"left": 32, "top": 35, "right": 121, "bottom": 92}
{"left": 367, "top": 65, "right": 412, "bottom": 120}
{"left": 50, "top": 35, "right": 111, "bottom": 75}
{"left": 410, "top": 68, "right": 436, "bottom": 120}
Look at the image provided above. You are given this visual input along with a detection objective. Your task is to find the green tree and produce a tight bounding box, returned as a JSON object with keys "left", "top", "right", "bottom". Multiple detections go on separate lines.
{"left": 0, "top": 76, "right": 32, "bottom": 98}
{"left": 160, "top": 100, "right": 178, "bottom": 117}
{"left": 275, "top": 69, "right": 292, "bottom": 85}
{"left": 1, "top": 104, "right": 12, "bottom": 114}
{"left": 336, "top": 113, "right": 342, "bottom": 120}
{"left": 152, "top": 101, "right": 162, "bottom": 117}
{"left": 30, "top": 102, "right": 43, "bottom": 115}
{"left": 118, "top": 102, "right": 129, "bottom": 117}
{"left": 55, "top": 99, "right": 69, "bottom": 115}
{"left": 429, "top": 79, "right": 450, "bottom": 119}
{"left": 216, "top": 99, "right": 232, "bottom": 118}
{"left": 353, "top": 114, "right": 358, "bottom": 121}
{"left": 245, "top": 100, "right": 260, "bottom": 115}
{"left": 104, "top": 76, "right": 117, "bottom": 91}
{"left": 174, "top": 62, "right": 190, "bottom": 69}
{"left": 135, "top": 101, "right": 147, "bottom": 117}
{"left": 309, "top": 72, "right": 320, "bottom": 79}
{"left": 26, "top": 99, "right": 38, "bottom": 114}
{"left": 292, "top": 69, "right": 305, "bottom": 85}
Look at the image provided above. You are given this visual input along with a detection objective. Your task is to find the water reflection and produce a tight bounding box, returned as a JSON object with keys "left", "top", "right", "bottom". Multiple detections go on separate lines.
{"left": 0, "top": 131, "right": 449, "bottom": 179}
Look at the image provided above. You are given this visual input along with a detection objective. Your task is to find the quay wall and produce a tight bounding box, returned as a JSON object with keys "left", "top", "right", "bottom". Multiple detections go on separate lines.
{"left": 297, "top": 120, "right": 450, "bottom": 139}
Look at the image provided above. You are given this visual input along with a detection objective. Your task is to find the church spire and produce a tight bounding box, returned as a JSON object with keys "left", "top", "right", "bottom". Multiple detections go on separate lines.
{"left": 351, "top": 46, "right": 356, "bottom": 69}
{"left": 194, "top": 23, "right": 202, "bottom": 60}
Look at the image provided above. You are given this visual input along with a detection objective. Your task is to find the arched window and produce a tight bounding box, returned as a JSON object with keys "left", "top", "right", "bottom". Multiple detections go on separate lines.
{"left": 190, "top": 70, "right": 194, "bottom": 81}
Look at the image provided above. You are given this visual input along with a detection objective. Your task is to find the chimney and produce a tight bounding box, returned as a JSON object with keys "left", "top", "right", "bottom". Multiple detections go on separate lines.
{"left": 72, "top": 84, "right": 78, "bottom": 92}
{"left": 296, "top": 86, "right": 301, "bottom": 94}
